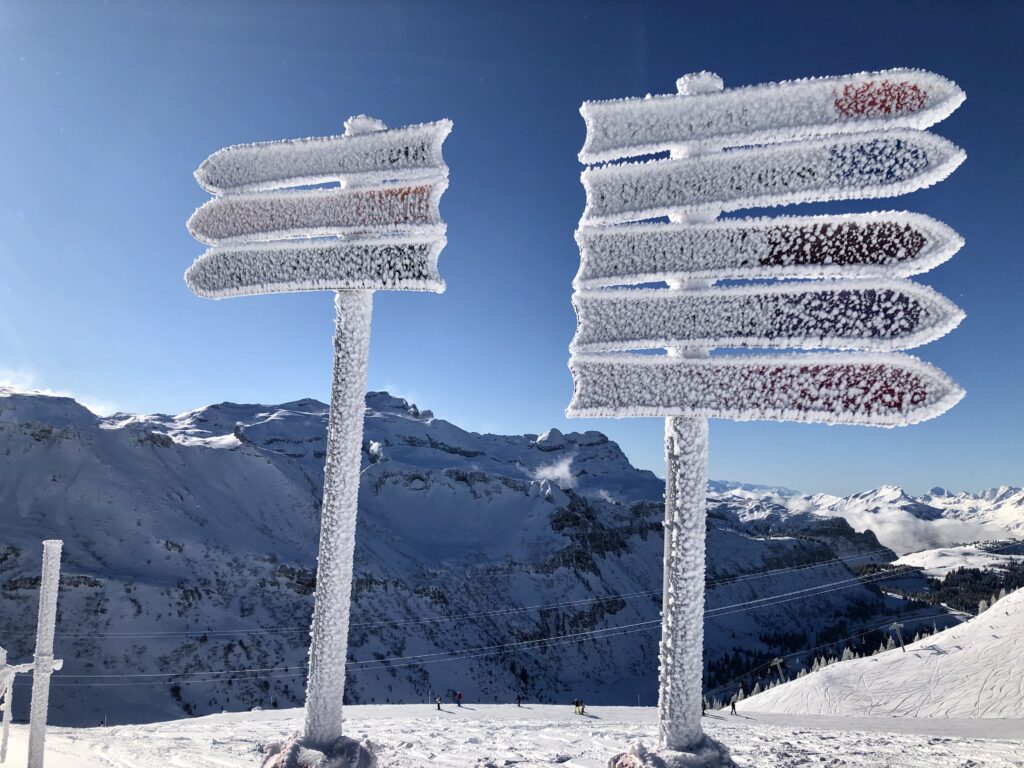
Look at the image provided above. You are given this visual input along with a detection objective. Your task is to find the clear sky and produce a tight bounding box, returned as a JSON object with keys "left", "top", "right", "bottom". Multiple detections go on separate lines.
{"left": 0, "top": 1, "right": 1020, "bottom": 496}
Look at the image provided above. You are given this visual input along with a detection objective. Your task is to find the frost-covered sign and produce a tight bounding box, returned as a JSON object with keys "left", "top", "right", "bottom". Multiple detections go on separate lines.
{"left": 567, "top": 70, "right": 965, "bottom": 767}
{"left": 186, "top": 115, "right": 451, "bottom": 763}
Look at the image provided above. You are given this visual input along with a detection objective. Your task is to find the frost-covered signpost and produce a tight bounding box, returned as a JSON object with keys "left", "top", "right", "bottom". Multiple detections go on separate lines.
{"left": 568, "top": 69, "right": 966, "bottom": 768}
{"left": 186, "top": 116, "right": 451, "bottom": 766}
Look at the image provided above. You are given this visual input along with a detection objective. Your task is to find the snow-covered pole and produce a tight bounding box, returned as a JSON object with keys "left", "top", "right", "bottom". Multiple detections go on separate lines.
{"left": 657, "top": 72, "right": 723, "bottom": 754}
{"left": 303, "top": 287, "right": 373, "bottom": 746}
{"left": 27, "top": 539, "right": 62, "bottom": 768}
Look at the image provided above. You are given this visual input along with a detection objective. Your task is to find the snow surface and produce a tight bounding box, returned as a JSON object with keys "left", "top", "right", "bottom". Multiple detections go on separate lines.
{"left": 574, "top": 212, "right": 964, "bottom": 288}
{"left": 567, "top": 351, "right": 964, "bottom": 426}
{"left": 581, "top": 130, "right": 965, "bottom": 224}
{"left": 2, "top": 705, "right": 1022, "bottom": 768}
{"left": 745, "top": 588, "right": 1024, "bottom": 719}
{"left": 571, "top": 279, "right": 963, "bottom": 353}
{"left": 579, "top": 68, "right": 965, "bottom": 163}
{"left": 895, "top": 543, "right": 1024, "bottom": 577}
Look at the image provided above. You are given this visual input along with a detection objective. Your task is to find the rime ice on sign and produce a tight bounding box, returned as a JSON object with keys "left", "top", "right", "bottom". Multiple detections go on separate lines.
{"left": 568, "top": 71, "right": 966, "bottom": 768}
{"left": 185, "top": 116, "right": 451, "bottom": 764}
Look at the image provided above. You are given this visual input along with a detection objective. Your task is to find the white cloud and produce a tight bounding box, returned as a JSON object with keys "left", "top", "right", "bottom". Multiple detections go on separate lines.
{"left": 531, "top": 455, "right": 577, "bottom": 489}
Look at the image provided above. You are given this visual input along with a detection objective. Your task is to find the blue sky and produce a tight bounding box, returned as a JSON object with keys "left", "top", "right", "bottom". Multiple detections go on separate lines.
{"left": 0, "top": 1, "right": 1020, "bottom": 495}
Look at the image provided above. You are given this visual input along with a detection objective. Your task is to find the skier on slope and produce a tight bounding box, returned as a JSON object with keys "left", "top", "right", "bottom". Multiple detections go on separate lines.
{"left": 730, "top": 695, "right": 737, "bottom": 715}
{"left": 572, "top": 697, "right": 580, "bottom": 714}
{"left": 516, "top": 694, "right": 522, "bottom": 707}
{"left": 456, "top": 691, "right": 462, "bottom": 707}
{"left": 435, "top": 695, "right": 442, "bottom": 711}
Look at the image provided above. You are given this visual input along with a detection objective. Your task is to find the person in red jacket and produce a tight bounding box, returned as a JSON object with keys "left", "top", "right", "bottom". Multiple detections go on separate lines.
{"left": 456, "top": 691, "right": 462, "bottom": 707}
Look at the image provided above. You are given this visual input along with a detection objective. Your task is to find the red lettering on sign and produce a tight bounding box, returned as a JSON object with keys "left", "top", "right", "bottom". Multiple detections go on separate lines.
{"left": 834, "top": 81, "right": 927, "bottom": 118}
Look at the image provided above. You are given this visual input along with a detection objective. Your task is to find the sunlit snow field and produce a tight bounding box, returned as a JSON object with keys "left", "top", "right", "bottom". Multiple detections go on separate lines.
{"left": 4, "top": 704, "right": 1023, "bottom": 768}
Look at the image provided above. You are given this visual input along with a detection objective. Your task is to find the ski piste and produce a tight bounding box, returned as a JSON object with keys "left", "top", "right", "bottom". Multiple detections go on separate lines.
{"left": 187, "top": 179, "right": 447, "bottom": 245}
{"left": 580, "top": 68, "right": 965, "bottom": 163}
{"left": 571, "top": 280, "right": 963, "bottom": 353}
{"left": 581, "top": 129, "right": 964, "bottom": 224}
{"left": 574, "top": 212, "right": 963, "bottom": 287}
{"left": 185, "top": 116, "right": 451, "bottom": 761}
{"left": 567, "top": 352, "right": 964, "bottom": 426}
{"left": 195, "top": 118, "right": 452, "bottom": 194}
{"left": 185, "top": 233, "right": 447, "bottom": 298}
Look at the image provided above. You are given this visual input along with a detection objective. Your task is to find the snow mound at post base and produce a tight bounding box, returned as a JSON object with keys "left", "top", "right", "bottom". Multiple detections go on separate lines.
{"left": 608, "top": 737, "right": 734, "bottom": 768}
{"left": 261, "top": 734, "right": 378, "bottom": 768}
{"left": 743, "top": 588, "right": 1024, "bottom": 718}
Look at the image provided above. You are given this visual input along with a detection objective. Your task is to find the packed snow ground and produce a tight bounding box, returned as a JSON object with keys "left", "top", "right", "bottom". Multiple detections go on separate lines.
{"left": 3, "top": 704, "right": 1023, "bottom": 768}
{"left": 895, "top": 542, "right": 1024, "bottom": 577}
{"left": 745, "top": 588, "right": 1024, "bottom": 719}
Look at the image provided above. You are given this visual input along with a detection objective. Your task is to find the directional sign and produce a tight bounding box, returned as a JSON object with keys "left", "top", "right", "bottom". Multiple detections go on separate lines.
{"left": 188, "top": 180, "right": 446, "bottom": 246}
{"left": 185, "top": 234, "right": 447, "bottom": 298}
{"left": 185, "top": 116, "right": 451, "bottom": 755}
{"left": 195, "top": 119, "right": 452, "bottom": 194}
{"left": 567, "top": 352, "right": 964, "bottom": 426}
{"left": 571, "top": 71, "right": 968, "bottom": 763}
{"left": 580, "top": 68, "right": 965, "bottom": 163}
{"left": 574, "top": 212, "right": 963, "bottom": 287}
{"left": 571, "top": 280, "right": 963, "bottom": 353}
{"left": 581, "top": 129, "right": 964, "bottom": 224}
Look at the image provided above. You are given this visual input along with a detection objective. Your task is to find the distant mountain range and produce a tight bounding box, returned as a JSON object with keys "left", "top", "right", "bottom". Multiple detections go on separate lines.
{"left": 0, "top": 387, "right": 1020, "bottom": 725}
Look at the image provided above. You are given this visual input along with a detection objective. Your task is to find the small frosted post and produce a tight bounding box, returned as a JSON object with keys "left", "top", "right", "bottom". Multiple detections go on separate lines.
{"left": 27, "top": 539, "right": 62, "bottom": 768}
{"left": 1, "top": 645, "right": 10, "bottom": 764}
{"left": 303, "top": 290, "right": 372, "bottom": 746}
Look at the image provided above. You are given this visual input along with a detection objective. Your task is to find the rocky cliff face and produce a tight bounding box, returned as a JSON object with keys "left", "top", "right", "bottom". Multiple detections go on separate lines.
{"left": 1, "top": 388, "right": 936, "bottom": 725}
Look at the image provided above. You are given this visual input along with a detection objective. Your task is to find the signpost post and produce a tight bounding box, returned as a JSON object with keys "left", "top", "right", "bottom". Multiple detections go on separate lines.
{"left": 25, "top": 540, "right": 63, "bottom": 768}
{"left": 568, "top": 70, "right": 966, "bottom": 768}
{"left": 186, "top": 114, "right": 451, "bottom": 766}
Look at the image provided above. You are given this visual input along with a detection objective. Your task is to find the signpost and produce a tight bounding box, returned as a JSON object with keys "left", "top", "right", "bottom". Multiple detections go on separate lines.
{"left": 185, "top": 114, "right": 451, "bottom": 764}
{"left": 567, "top": 70, "right": 965, "bottom": 768}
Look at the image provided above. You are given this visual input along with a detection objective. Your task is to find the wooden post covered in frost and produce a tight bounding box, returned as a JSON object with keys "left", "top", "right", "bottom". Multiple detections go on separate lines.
{"left": 186, "top": 115, "right": 451, "bottom": 756}
{"left": 27, "top": 539, "right": 62, "bottom": 768}
{"left": 658, "top": 72, "right": 722, "bottom": 753}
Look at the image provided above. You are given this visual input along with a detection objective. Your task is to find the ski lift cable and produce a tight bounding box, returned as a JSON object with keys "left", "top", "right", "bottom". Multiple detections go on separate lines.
{"left": 30, "top": 562, "right": 933, "bottom": 684}
{"left": 26, "top": 545, "right": 900, "bottom": 640}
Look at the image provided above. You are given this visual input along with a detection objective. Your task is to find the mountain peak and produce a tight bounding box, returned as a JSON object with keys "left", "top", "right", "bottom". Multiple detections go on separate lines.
{"left": 0, "top": 386, "right": 100, "bottom": 428}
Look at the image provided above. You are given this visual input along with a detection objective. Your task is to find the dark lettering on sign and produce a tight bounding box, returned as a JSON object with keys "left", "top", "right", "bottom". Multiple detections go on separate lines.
{"left": 829, "top": 138, "right": 930, "bottom": 185}
{"left": 763, "top": 222, "right": 926, "bottom": 267}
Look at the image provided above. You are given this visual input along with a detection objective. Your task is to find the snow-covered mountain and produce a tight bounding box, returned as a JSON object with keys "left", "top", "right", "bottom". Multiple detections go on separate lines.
{"left": 778, "top": 485, "right": 1023, "bottom": 555}
{"left": 743, "top": 587, "right": 1024, "bottom": 718}
{"left": 0, "top": 387, "right": 1007, "bottom": 726}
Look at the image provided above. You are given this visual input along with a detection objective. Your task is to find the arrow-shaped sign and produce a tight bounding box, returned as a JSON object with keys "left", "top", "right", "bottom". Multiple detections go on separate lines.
{"left": 567, "top": 352, "right": 964, "bottom": 426}
{"left": 574, "top": 212, "right": 963, "bottom": 288}
{"left": 580, "top": 68, "right": 964, "bottom": 163}
{"left": 582, "top": 129, "right": 964, "bottom": 224}
{"left": 195, "top": 119, "right": 452, "bottom": 194}
{"left": 187, "top": 180, "right": 447, "bottom": 245}
{"left": 185, "top": 234, "right": 447, "bottom": 298}
{"left": 571, "top": 280, "right": 963, "bottom": 353}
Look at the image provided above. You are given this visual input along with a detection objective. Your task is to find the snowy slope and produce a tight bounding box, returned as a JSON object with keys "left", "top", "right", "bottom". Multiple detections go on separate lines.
{"left": 1, "top": 387, "right": 915, "bottom": 726}
{"left": 3, "top": 705, "right": 1023, "bottom": 768}
{"left": 895, "top": 541, "right": 1024, "bottom": 577}
{"left": 921, "top": 485, "right": 1024, "bottom": 535}
{"left": 744, "top": 588, "right": 1024, "bottom": 718}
